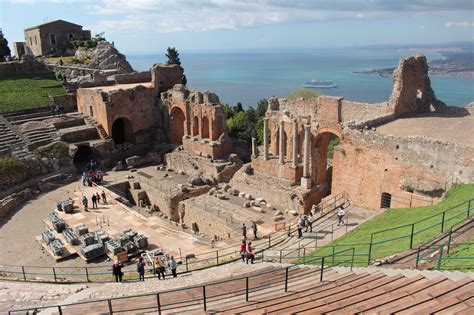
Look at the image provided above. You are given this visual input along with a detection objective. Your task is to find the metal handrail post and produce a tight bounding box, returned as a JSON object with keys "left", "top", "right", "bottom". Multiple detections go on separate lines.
{"left": 203, "top": 286, "right": 207, "bottom": 311}
{"left": 284, "top": 267, "right": 289, "bottom": 292}
{"left": 245, "top": 277, "right": 249, "bottom": 301}
{"left": 415, "top": 247, "right": 421, "bottom": 269}
{"left": 320, "top": 257, "right": 325, "bottom": 282}
{"left": 409, "top": 224, "right": 415, "bottom": 249}
{"left": 156, "top": 294, "right": 161, "bottom": 315}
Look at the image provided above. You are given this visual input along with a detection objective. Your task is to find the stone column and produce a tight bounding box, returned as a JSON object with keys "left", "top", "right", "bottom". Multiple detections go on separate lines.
{"left": 301, "top": 124, "right": 311, "bottom": 189}
{"left": 279, "top": 120, "right": 285, "bottom": 164}
{"left": 263, "top": 118, "right": 269, "bottom": 160}
{"left": 251, "top": 137, "right": 257, "bottom": 158}
{"left": 292, "top": 119, "right": 298, "bottom": 168}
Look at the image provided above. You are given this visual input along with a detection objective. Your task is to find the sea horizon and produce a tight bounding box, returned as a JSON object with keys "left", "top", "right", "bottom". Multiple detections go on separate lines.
{"left": 126, "top": 47, "right": 473, "bottom": 108}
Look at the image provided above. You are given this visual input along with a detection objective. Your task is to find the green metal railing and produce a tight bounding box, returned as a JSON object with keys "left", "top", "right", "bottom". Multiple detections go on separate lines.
{"left": 416, "top": 240, "right": 474, "bottom": 271}
{"left": 299, "top": 198, "right": 473, "bottom": 266}
{"left": 8, "top": 248, "right": 356, "bottom": 315}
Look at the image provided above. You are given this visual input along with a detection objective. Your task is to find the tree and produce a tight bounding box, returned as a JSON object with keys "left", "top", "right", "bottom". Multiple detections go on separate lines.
{"left": 166, "top": 47, "right": 181, "bottom": 66}
{"left": 233, "top": 102, "right": 244, "bottom": 114}
{"left": 166, "top": 47, "right": 187, "bottom": 85}
{"left": 93, "top": 32, "right": 106, "bottom": 42}
{"left": 0, "top": 32, "right": 11, "bottom": 62}
{"left": 256, "top": 99, "right": 268, "bottom": 117}
{"left": 287, "top": 88, "right": 321, "bottom": 101}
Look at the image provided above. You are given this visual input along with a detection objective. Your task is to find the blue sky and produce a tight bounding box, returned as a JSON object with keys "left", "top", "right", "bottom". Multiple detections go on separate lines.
{"left": 1, "top": 0, "right": 473, "bottom": 53}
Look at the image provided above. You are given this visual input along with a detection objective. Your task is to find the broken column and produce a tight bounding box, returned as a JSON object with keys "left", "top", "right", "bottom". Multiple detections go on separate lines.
{"left": 292, "top": 119, "right": 298, "bottom": 168}
{"left": 263, "top": 118, "right": 269, "bottom": 160}
{"left": 251, "top": 137, "right": 257, "bottom": 158}
{"left": 301, "top": 124, "right": 311, "bottom": 189}
{"left": 279, "top": 120, "right": 285, "bottom": 164}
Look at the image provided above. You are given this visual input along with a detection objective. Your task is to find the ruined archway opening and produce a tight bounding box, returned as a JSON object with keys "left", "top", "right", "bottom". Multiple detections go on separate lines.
{"left": 201, "top": 116, "right": 210, "bottom": 139}
{"left": 193, "top": 116, "right": 199, "bottom": 137}
{"left": 112, "top": 117, "right": 134, "bottom": 145}
{"left": 73, "top": 144, "right": 93, "bottom": 172}
{"left": 314, "top": 132, "right": 340, "bottom": 196}
{"left": 169, "top": 107, "right": 186, "bottom": 144}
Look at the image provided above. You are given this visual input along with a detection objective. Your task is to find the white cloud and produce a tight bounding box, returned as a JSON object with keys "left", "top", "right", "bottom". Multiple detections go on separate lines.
{"left": 444, "top": 21, "right": 474, "bottom": 28}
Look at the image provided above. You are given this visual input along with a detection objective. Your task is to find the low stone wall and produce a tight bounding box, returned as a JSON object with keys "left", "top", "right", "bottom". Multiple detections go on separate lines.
{"left": 109, "top": 71, "right": 151, "bottom": 84}
{"left": 53, "top": 94, "right": 77, "bottom": 112}
{"left": 0, "top": 59, "right": 47, "bottom": 76}
{"left": 181, "top": 197, "right": 234, "bottom": 239}
{"left": 182, "top": 136, "right": 233, "bottom": 159}
{"left": 251, "top": 157, "right": 302, "bottom": 185}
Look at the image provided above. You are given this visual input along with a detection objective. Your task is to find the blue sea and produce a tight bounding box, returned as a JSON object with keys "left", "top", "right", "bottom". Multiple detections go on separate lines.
{"left": 127, "top": 48, "right": 473, "bottom": 108}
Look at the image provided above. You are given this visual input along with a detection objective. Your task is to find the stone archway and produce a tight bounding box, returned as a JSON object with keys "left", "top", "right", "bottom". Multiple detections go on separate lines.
{"left": 193, "top": 116, "right": 199, "bottom": 137}
{"left": 170, "top": 107, "right": 186, "bottom": 144}
{"left": 73, "top": 144, "right": 93, "bottom": 172}
{"left": 112, "top": 117, "right": 134, "bottom": 145}
{"left": 201, "top": 116, "right": 210, "bottom": 139}
{"left": 313, "top": 131, "right": 341, "bottom": 195}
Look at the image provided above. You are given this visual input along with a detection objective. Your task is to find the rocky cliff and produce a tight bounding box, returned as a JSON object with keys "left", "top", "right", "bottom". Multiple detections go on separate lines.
{"left": 74, "top": 41, "right": 134, "bottom": 73}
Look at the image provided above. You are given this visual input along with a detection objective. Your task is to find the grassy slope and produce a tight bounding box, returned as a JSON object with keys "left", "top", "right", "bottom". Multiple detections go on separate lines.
{"left": 310, "top": 184, "right": 474, "bottom": 265}
{"left": 439, "top": 234, "right": 474, "bottom": 271}
{"left": 0, "top": 73, "right": 66, "bottom": 112}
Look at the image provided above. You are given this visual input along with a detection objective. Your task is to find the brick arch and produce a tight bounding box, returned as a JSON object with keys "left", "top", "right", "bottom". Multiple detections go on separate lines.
{"left": 201, "top": 116, "right": 210, "bottom": 139}
{"left": 313, "top": 129, "right": 342, "bottom": 196}
{"left": 170, "top": 107, "right": 186, "bottom": 144}
{"left": 111, "top": 117, "right": 134, "bottom": 145}
{"left": 193, "top": 116, "right": 199, "bottom": 136}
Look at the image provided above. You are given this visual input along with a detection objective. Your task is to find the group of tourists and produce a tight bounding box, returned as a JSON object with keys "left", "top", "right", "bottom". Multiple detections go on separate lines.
{"left": 51, "top": 104, "right": 65, "bottom": 117}
{"left": 112, "top": 255, "right": 178, "bottom": 282}
{"left": 297, "top": 212, "right": 315, "bottom": 238}
{"left": 296, "top": 205, "right": 346, "bottom": 238}
{"left": 239, "top": 239, "right": 255, "bottom": 264}
{"left": 82, "top": 160, "right": 104, "bottom": 186}
{"left": 241, "top": 221, "right": 259, "bottom": 240}
{"left": 82, "top": 190, "right": 107, "bottom": 211}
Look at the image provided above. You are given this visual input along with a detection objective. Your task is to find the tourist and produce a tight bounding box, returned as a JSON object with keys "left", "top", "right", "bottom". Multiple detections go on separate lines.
{"left": 239, "top": 240, "right": 247, "bottom": 262}
{"left": 91, "top": 194, "right": 97, "bottom": 209}
{"left": 297, "top": 216, "right": 305, "bottom": 238}
{"left": 246, "top": 241, "right": 255, "bottom": 264}
{"left": 169, "top": 256, "right": 177, "bottom": 278}
{"left": 137, "top": 257, "right": 146, "bottom": 281}
{"left": 112, "top": 261, "right": 124, "bottom": 282}
{"left": 82, "top": 195, "right": 88, "bottom": 211}
{"left": 95, "top": 192, "right": 101, "bottom": 205}
{"left": 252, "top": 221, "right": 258, "bottom": 239}
{"left": 242, "top": 223, "right": 247, "bottom": 240}
{"left": 337, "top": 207, "right": 346, "bottom": 226}
{"left": 155, "top": 256, "right": 166, "bottom": 279}
{"left": 307, "top": 212, "right": 314, "bottom": 232}
{"left": 81, "top": 172, "right": 87, "bottom": 186}
{"left": 101, "top": 190, "right": 107, "bottom": 204}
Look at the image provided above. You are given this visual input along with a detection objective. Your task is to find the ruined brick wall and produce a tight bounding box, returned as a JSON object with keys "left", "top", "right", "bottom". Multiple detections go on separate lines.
{"left": 340, "top": 100, "right": 393, "bottom": 127}
{"left": 332, "top": 129, "right": 474, "bottom": 210}
{"left": 77, "top": 84, "right": 159, "bottom": 144}
{"left": 389, "top": 55, "right": 446, "bottom": 116}
{"left": 151, "top": 64, "right": 183, "bottom": 92}
{"left": 109, "top": 71, "right": 151, "bottom": 84}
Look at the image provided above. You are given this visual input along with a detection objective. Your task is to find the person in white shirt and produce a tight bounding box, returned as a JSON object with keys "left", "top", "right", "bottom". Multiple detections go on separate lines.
{"left": 337, "top": 207, "right": 346, "bottom": 226}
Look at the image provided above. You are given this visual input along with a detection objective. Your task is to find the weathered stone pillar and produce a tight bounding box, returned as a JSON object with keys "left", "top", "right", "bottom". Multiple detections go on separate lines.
{"left": 263, "top": 118, "right": 269, "bottom": 160}
{"left": 301, "top": 124, "right": 311, "bottom": 189}
{"left": 279, "top": 120, "right": 285, "bottom": 164}
{"left": 292, "top": 119, "right": 298, "bottom": 168}
{"left": 251, "top": 137, "right": 257, "bottom": 158}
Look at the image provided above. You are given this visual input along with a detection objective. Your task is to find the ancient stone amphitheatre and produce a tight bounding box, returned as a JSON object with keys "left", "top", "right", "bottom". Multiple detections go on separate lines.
{"left": 1, "top": 23, "right": 474, "bottom": 315}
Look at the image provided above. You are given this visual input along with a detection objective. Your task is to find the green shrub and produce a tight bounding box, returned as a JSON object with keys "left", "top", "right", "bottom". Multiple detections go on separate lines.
{"left": 287, "top": 88, "right": 322, "bottom": 101}
{"left": 34, "top": 141, "right": 71, "bottom": 161}
{"left": 0, "top": 155, "right": 28, "bottom": 186}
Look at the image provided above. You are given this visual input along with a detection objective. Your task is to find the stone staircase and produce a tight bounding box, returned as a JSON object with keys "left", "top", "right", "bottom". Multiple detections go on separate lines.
{"left": 0, "top": 114, "right": 31, "bottom": 159}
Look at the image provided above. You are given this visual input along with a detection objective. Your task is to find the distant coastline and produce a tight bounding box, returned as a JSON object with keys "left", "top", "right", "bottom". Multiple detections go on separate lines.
{"left": 353, "top": 50, "right": 474, "bottom": 78}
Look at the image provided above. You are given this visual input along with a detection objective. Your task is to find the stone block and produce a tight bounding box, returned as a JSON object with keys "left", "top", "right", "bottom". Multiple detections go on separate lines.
{"left": 125, "top": 155, "right": 142, "bottom": 167}
{"left": 273, "top": 215, "right": 285, "bottom": 221}
{"left": 255, "top": 197, "right": 266, "bottom": 204}
{"left": 243, "top": 201, "right": 251, "bottom": 208}
{"left": 238, "top": 192, "right": 246, "bottom": 198}
{"left": 132, "top": 182, "right": 140, "bottom": 189}
{"left": 252, "top": 206, "right": 264, "bottom": 213}
{"left": 288, "top": 210, "right": 298, "bottom": 216}
{"left": 274, "top": 210, "right": 283, "bottom": 216}
{"left": 246, "top": 194, "right": 254, "bottom": 200}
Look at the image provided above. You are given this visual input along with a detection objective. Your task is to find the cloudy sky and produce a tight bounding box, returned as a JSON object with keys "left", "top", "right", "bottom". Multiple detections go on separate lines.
{"left": 1, "top": 0, "right": 473, "bottom": 53}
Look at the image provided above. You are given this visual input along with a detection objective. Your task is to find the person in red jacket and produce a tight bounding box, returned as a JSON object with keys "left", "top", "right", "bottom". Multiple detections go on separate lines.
{"left": 239, "top": 240, "right": 247, "bottom": 262}
{"left": 246, "top": 241, "right": 255, "bottom": 264}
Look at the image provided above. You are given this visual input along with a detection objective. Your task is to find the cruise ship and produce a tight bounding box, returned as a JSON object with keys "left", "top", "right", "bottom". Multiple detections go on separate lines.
{"left": 302, "top": 80, "right": 338, "bottom": 89}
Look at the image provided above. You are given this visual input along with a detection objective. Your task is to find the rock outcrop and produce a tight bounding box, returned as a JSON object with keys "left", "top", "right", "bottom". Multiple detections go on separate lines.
{"left": 74, "top": 41, "right": 133, "bottom": 73}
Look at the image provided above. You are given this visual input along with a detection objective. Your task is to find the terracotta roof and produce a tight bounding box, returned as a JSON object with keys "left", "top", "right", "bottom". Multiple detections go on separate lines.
{"left": 24, "top": 19, "right": 83, "bottom": 31}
